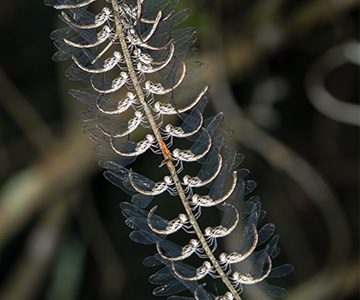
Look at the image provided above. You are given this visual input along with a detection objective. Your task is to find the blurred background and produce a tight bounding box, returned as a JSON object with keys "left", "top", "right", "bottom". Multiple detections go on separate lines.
{"left": 0, "top": 0, "right": 358, "bottom": 300}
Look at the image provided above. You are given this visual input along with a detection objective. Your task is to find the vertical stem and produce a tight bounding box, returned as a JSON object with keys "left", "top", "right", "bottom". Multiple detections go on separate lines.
{"left": 111, "top": 2, "right": 241, "bottom": 299}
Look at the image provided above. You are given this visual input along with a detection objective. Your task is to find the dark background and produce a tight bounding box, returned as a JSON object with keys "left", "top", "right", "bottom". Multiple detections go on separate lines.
{"left": 0, "top": 0, "right": 358, "bottom": 300}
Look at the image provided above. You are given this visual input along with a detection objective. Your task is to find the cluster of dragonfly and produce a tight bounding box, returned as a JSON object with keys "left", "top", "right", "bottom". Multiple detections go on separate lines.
{"left": 53, "top": 0, "right": 213, "bottom": 166}
{"left": 120, "top": 189, "right": 293, "bottom": 299}
{"left": 48, "top": 0, "right": 292, "bottom": 299}
{"left": 143, "top": 180, "right": 286, "bottom": 297}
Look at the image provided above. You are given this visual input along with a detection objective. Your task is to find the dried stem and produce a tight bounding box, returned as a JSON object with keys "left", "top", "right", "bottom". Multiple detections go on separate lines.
{"left": 111, "top": 1, "right": 241, "bottom": 298}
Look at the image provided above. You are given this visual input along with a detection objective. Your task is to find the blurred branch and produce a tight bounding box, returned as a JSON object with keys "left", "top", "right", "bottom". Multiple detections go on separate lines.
{"left": 0, "top": 54, "right": 124, "bottom": 297}
{"left": 0, "top": 130, "right": 97, "bottom": 248}
{"left": 0, "top": 67, "right": 60, "bottom": 157}
{"left": 288, "top": 0, "right": 357, "bottom": 34}
{"left": 221, "top": 0, "right": 357, "bottom": 77}
{"left": 306, "top": 41, "right": 360, "bottom": 126}
{"left": 45, "top": 232, "right": 87, "bottom": 300}
{"left": 75, "top": 193, "right": 125, "bottom": 299}
{"left": 0, "top": 194, "right": 75, "bottom": 300}
{"left": 288, "top": 258, "right": 359, "bottom": 300}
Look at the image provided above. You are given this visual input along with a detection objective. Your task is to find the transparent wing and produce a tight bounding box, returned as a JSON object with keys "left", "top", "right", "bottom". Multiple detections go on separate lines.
{"left": 131, "top": 193, "right": 154, "bottom": 209}
{"left": 151, "top": 267, "right": 193, "bottom": 297}
{"left": 149, "top": 256, "right": 203, "bottom": 297}
{"left": 45, "top": 0, "right": 96, "bottom": 9}
{"left": 268, "top": 264, "right": 294, "bottom": 279}
{"left": 121, "top": 202, "right": 165, "bottom": 241}
{"left": 173, "top": 128, "right": 211, "bottom": 162}
{"left": 257, "top": 282, "right": 289, "bottom": 298}
{"left": 233, "top": 211, "right": 259, "bottom": 256}
{"left": 191, "top": 147, "right": 222, "bottom": 185}
{"left": 217, "top": 203, "right": 240, "bottom": 233}
{"left": 245, "top": 246, "right": 272, "bottom": 281}
{"left": 203, "top": 151, "right": 238, "bottom": 194}
{"left": 69, "top": 87, "right": 103, "bottom": 106}
{"left": 164, "top": 108, "right": 204, "bottom": 139}
{"left": 104, "top": 162, "right": 172, "bottom": 199}
{"left": 143, "top": 8, "right": 191, "bottom": 50}
{"left": 103, "top": 162, "right": 156, "bottom": 200}
{"left": 156, "top": 238, "right": 189, "bottom": 261}
{"left": 257, "top": 223, "right": 276, "bottom": 246}
{"left": 141, "top": 0, "right": 176, "bottom": 21}
{"left": 52, "top": 39, "right": 96, "bottom": 61}
{"left": 268, "top": 235, "right": 281, "bottom": 259}
{"left": 95, "top": 113, "right": 143, "bottom": 138}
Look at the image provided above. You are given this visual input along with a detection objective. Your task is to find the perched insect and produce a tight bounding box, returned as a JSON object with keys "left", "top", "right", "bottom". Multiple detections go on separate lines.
{"left": 204, "top": 204, "right": 239, "bottom": 251}
{"left": 172, "top": 129, "right": 212, "bottom": 173}
{"left": 126, "top": 27, "right": 171, "bottom": 51}
{"left": 91, "top": 72, "right": 130, "bottom": 94}
{"left": 218, "top": 224, "right": 258, "bottom": 271}
{"left": 48, "top": 0, "right": 292, "bottom": 299}
{"left": 97, "top": 111, "right": 146, "bottom": 138}
{"left": 135, "top": 44, "right": 175, "bottom": 74}
{"left": 189, "top": 171, "right": 237, "bottom": 210}
{"left": 110, "top": 134, "right": 156, "bottom": 157}
{"left": 61, "top": 7, "right": 112, "bottom": 29}
{"left": 54, "top": 0, "right": 96, "bottom": 9}
{"left": 72, "top": 51, "right": 123, "bottom": 74}
{"left": 152, "top": 86, "right": 208, "bottom": 118}
{"left": 129, "top": 173, "right": 175, "bottom": 196}
{"left": 96, "top": 92, "right": 139, "bottom": 115}
{"left": 172, "top": 261, "right": 216, "bottom": 281}
{"left": 147, "top": 206, "right": 190, "bottom": 235}
{"left": 143, "top": 62, "right": 186, "bottom": 95}
{"left": 156, "top": 239, "right": 203, "bottom": 261}
{"left": 64, "top": 25, "right": 114, "bottom": 48}
{"left": 231, "top": 255, "right": 272, "bottom": 289}
{"left": 181, "top": 155, "right": 223, "bottom": 194}
{"left": 162, "top": 109, "right": 203, "bottom": 145}
{"left": 215, "top": 292, "right": 235, "bottom": 300}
